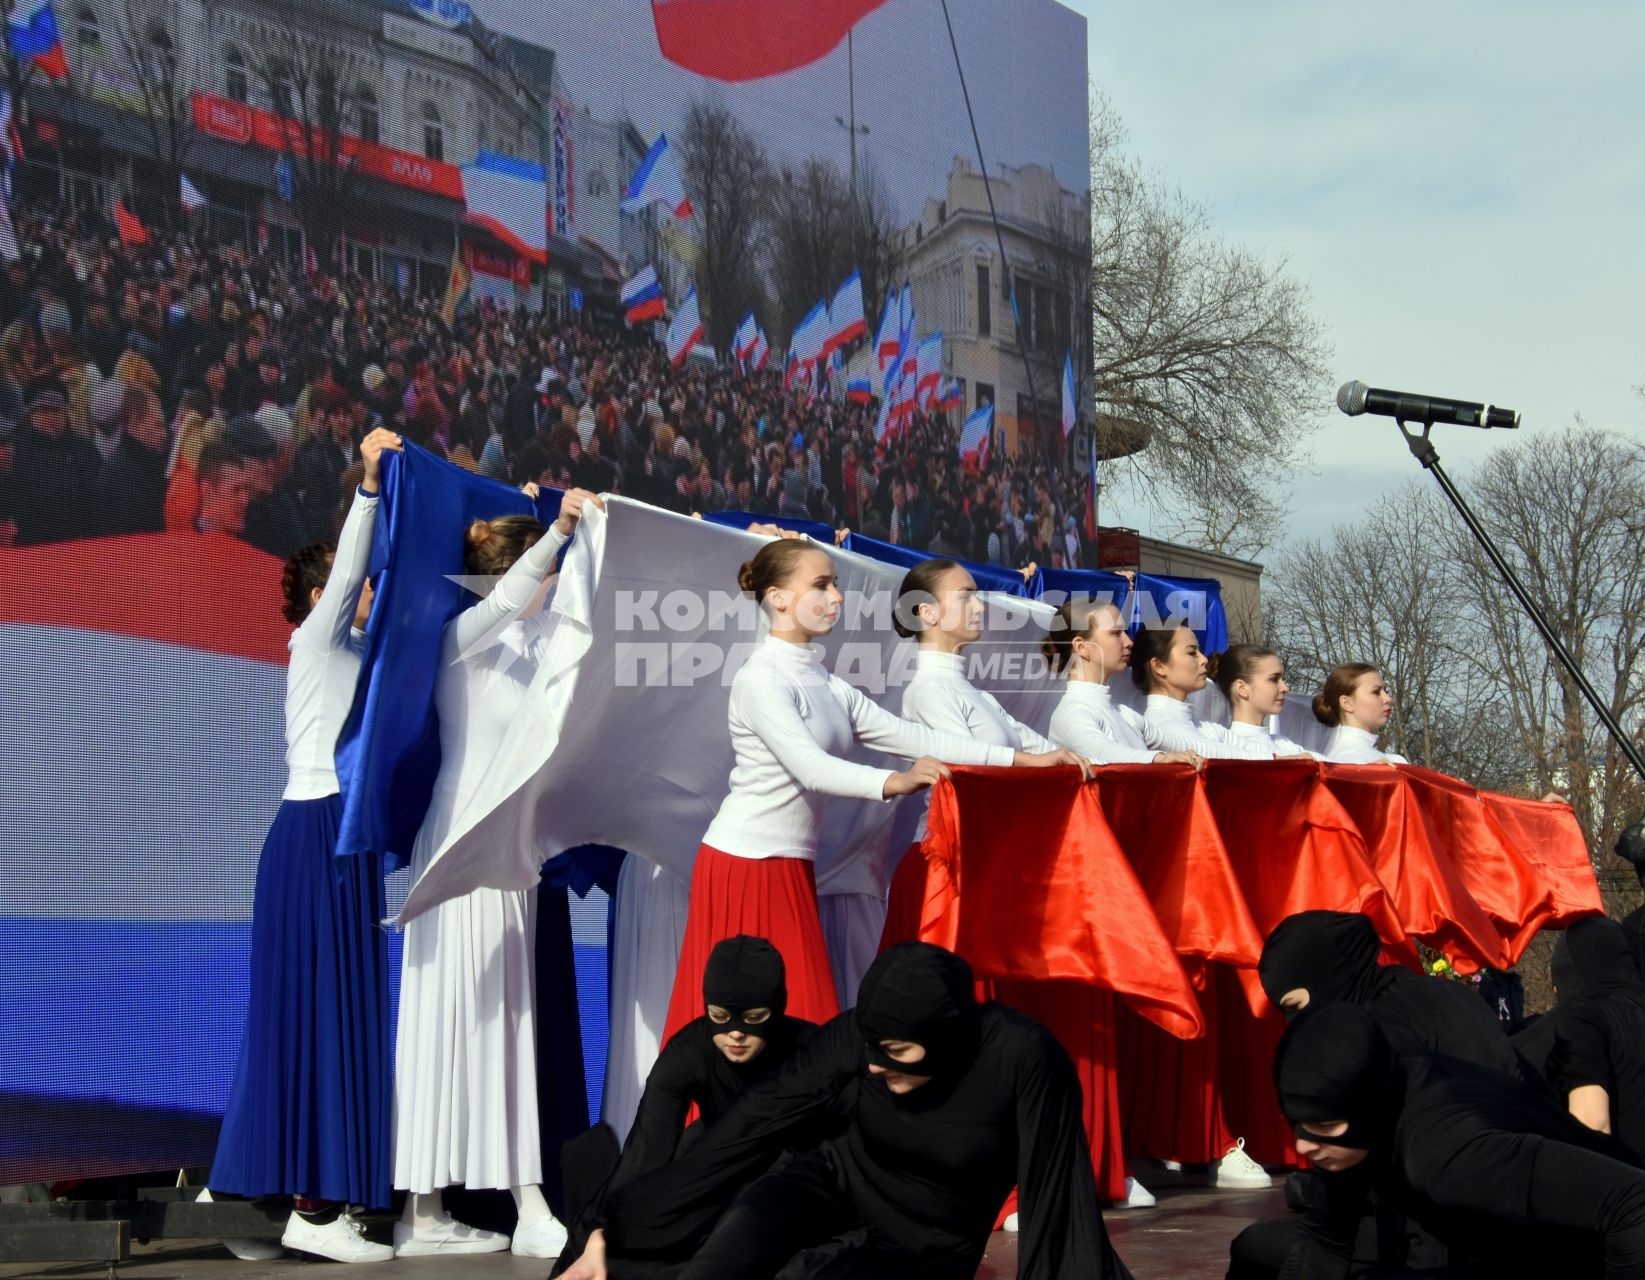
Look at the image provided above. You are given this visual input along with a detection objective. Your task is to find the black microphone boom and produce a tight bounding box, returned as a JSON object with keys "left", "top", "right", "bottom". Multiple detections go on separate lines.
{"left": 1337, "top": 380, "right": 1519, "bottom": 430}
{"left": 1342, "top": 375, "right": 1645, "bottom": 783}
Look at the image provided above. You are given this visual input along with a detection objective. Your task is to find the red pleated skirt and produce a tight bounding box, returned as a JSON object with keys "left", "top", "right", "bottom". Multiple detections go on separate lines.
{"left": 878, "top": 842, "right": 927, "bottom": 951}
{"left": 1115, "top": 964, "right": 1233, "bottom": 1164}
{"left": 663, "top": 844, "right": 842, "bottom": 1042}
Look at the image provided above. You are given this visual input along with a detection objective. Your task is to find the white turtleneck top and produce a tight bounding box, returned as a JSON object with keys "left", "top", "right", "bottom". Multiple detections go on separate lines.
{"left": 900, "top": 649, "right": 1060, "bottom": 754}
{"left": 1144, "top": 693, "right": 1276, "bottom": 760}
{"left": 1225, "top": 719, "right": 1319, "bottom": 760}
{"left": 700, "top": 634, "right": 1016, "bottom": 861}
{"left": 1048, "top": 679, "right": 1157, "bottom": 764}
{"left": 1324, "top": 724, "right": 1409, "bottom": 764}
{"left": 282, "top": 487, "right": 377, "bottom": 801}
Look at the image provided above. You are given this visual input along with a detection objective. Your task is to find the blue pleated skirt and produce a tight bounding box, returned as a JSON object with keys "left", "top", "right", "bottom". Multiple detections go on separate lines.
{"left": 209, "top": 793, "right": 391, "bottom": 1207}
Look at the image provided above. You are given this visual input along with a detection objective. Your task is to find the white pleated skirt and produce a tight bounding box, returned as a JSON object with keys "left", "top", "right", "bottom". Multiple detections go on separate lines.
{"left": 600, "top": 856, "right": 691, "bottom": 1144}
{"left": 392, "top": 820, "right": 541, "bottom": 1195}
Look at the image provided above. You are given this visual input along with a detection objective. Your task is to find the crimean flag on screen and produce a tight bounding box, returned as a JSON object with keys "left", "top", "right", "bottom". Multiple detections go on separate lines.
{"left": 749, "top": 326, "right": 769, "bottom": 371}
{"left": 1061, "top": 351, "right": 1077, "bottom": 438}
{"left": 914, "top": 332, "right": 943, "bottom": 410}
{"left": 7, "top": 0, "right": 66, "bottom": 80}
{"left": 621, "top": 264, "right": 667, "bottom": 325}
{"left": 785, "top": 299, "right": 829, "bottom": 387}
{"left": 959, "top": 402, "right": 993, "bottom": 467}
{"left": 732, "top": 312, "right": 758, "bottom": 367}
{"left": 461, "top": 151, "right": 549, "bottom": 265}
{"left": 113, "top": 198, "right": 148, "bottom": 247}
{"left": 179, "top": 173, "right": 206, "bottom": 212}
{"left": 934, "top": 378, "right": 962, "bottom": 413}
{"left": 666, "top": 286, "right": 702, "bottom": 366}
{"left": 650, "top": 0, "right": 889, "bottom": 83}
{"left": 821, "top": 270, "right": 866, "bottom": 363}
{"left": 873, "top": 289, "right": 899, "bottom": 374}
{"left": 621, "top": 133, "right": 693, "bottom": 219}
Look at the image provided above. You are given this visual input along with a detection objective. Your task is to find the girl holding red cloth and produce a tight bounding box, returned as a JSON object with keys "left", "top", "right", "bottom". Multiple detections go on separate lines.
{"left": 662, "top": 538, "right": 1078, "bottom": 1040}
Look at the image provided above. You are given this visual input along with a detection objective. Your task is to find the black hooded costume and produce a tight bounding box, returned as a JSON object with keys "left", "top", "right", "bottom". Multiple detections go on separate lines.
{"left": 553, "top": 936, "right": 817, "bottom": 1277}
{"left": 1548, "top": 916, "right": 1645, "bottom": 1164}
{"left": 1231, "top": 1003, "right": 1645, "bottom": 1280}
{"left": 592, "top": 942, "right": 1133, "bottom": 1280}
{"left": 1259, "top": 910, "right": 1525, "bottom": 1082}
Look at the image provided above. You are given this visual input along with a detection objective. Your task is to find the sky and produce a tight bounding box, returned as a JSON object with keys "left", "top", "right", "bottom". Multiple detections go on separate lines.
{"left": 1074, "top": 0, "right": 1645, "bottom": 554}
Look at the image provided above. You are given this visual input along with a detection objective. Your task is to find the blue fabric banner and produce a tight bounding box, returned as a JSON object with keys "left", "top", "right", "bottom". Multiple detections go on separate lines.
{"left": 837, "top": 531, "right": 1034, "bottom": 598}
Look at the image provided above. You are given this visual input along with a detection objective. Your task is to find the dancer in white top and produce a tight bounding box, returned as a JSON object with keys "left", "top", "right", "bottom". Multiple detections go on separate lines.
{"left": 393, "top": 486, "right": 603, "bottom": 1261}
{"left": 663, "top": 537, "right": 1081, "bottom": 1042}
{"left": 206, "top": 428, "right": 401, "bottom": 1265}
{"left": 1210, "top": 643, "right": 1318, "bottom": 760}
{"left": 1313, "top": 662, "right": 1409, "bottom": 763}
{"left": 1134, "top": 625, "right": 1281, "bottom": 760}
{"left": 1042, "top": 597, "right": 1200, "bottom": 766}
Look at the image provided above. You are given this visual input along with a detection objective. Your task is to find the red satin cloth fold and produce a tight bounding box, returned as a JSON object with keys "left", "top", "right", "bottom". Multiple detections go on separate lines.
{"left": 921, "top": 766, "right": 1204, "bottom": 1040}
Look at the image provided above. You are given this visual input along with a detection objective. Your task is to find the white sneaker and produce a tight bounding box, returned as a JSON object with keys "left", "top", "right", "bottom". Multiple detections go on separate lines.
{"left": 196, "top": 1187, "right": 284, "bottom": 1261}
{"left": 510, "top": 1213, "right": 569, "bottom": 1258}
{"left": 1213, "top": 1138, "right": 1273, "bottom": 1189}
{"left": 1116, "top": 1177, "right": 1156, "bottom": 1208}
{"left": 282, "top": 1210, "right": 394, "bottom": 1263}
{"left": 1002, "top": 1211, "right": 1020, "bottom": 1232}
{"left": 393, "top": 1217, "right": 510, "bottom": 1256}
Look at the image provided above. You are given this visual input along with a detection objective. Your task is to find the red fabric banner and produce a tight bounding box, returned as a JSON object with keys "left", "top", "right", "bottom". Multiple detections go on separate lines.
{"left": 650, "top": 0, "right": 889, "bottom": 82}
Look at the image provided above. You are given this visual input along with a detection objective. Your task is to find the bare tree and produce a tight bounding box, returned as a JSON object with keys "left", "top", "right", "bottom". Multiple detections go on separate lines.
{"left": 1086, "top": 90, "right": 1330, "bottom": 558}
{"left": 244, "top": 0, "right": 374, "bottom": 274}
{"left": 109, "top": 0, "right": 193, "bottom": 227}
{"left": 679, "top": 97, "right": 770, "bottom": 352}
{"left": 766, "top": 156, "right": 854, "bottom": 338}
{"left": 1439, "top": 425, "right": 1645, "bottom": 860}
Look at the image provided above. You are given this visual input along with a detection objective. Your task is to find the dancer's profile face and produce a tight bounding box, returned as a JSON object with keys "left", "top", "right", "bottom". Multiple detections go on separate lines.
{"left": 867, "top": 1041, "right": 933, "bottom": 1094}
{"left": 707, "top": 1004, "right": 771, "bottom": 1064}
{"left": 1239, "top": 656, "right": 1290, "bottom": 718}
{"left": 1155, "top": 626, "right": 1208, "bottom": 697}
{"left": 1293, "top": 1121, "right": 1369, "bottom": 1172}
{"left": 775, "top": 549, "right": 842, "bottom": 636}
{"left": 1341, "top": 672, "right": 1393, "bottom": 733}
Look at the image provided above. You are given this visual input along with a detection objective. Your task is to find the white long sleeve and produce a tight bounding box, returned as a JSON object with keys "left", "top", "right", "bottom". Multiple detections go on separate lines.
{"left": 294, "top": 486, "right": 380, "bottom": 655}
{"left": 283, "top": 487, "right": 378, "bottom": 800}
{"left": 1144, "top": 694, "right": 1274, "bottom": 760}
{"left": 1048, "top": 680, "right": 1157, "bottom": 764}
{"left": 1324, "top": 724, "right": 1408, "bottom": 764}
{"left": 900, "top": 650, "right": 1061, "bottom": 755}
{"left": 701, "top": 637, "right": 1013, "bottom": 861}
{"left": 1226, "top": 719, "right": 1321, "bottom": 760}
{"left": 450, "top": 522, "right": 569, "bottom": 658}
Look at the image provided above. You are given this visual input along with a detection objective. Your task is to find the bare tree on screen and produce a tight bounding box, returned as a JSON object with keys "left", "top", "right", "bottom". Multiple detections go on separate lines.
{"left": 766, "top": 156, "right": 854, "bottom": 338}
{"left": 109, "top": 0, "right": 193, "bottom": 228}
{"left": 243, "top": 0, "right": 373, "bottom": 274}
{"left": 679, "top": 97, "right": 770, "bottom": 352}
{"left": 1085, "top": 92, "right": 1330, "bottom": 558}
{"left": 1438, "top": 425, "right": 1645, "bottom": 860}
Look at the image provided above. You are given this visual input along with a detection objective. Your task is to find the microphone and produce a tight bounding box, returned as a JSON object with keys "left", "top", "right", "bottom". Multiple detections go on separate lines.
{"left": 1336, "top": 380, "right": 1519, "bottom": 429}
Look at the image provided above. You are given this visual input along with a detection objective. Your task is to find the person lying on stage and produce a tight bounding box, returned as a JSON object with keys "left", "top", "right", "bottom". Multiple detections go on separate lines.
{"left": 1210, "top": 644, "right": 1318, "bottom": 759}
{"left": 1548, "top": 916, "right": 1645, "bottom": 1163}
{"left": 559, "top": 942, "right": 1136, "bottom": 1280}
{"left": 1259, "top": 910, "right": 1527, "bottom": 1082}
{"left": 1136, "top": 624, "right": 1288, "bottom": 759}
{"left": 1228, "top": 1003, "right": 1645, "bottom": 1280}
{"left": 552, "top": 936, "right": 821, "bottom": 1277}
{"left": 1312, "top": 663, "right": 1408, "bottom": 763}
{"left": 1041, "top": 597, "right": 1202, "bottom": 766}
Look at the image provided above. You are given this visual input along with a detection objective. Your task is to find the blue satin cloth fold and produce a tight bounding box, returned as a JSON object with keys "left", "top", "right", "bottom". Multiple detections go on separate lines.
{"left": 333, "top": 442, "right": 560, "bottom": 868}
{"left": 1035, "top": 565, "right": 1134, "bottom": 605}
{"left": 838, "top": 530, "right": 1036, "bottom": 597}
{"left": 1135, "top": 571, "right": 1229, "bottom": 654}
{"left": 701, "top": 510, "right": 838, "bottom": 542}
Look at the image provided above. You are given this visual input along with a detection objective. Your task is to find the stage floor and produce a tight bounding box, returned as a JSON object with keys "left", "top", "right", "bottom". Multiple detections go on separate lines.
{"left": 0, "top": 1184, "right": 1283, "bottom": 1278}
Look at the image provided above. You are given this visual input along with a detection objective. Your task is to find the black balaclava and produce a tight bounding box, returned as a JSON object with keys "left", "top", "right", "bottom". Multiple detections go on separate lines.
{"left": 856, "top": 942, "right": 982, "bottom": 1080}
{"left": 1274, "top": 1003, "right": 1395, "bottom": 1154}
{"left": 1553, "top": 915, "right": 1642, "bottom": 1001}
{"left": 1260, "top": 910, "right": 1388, "bottom": 1015}
{"left": 702, "top": 935, "right": 787, "bottom": 1038}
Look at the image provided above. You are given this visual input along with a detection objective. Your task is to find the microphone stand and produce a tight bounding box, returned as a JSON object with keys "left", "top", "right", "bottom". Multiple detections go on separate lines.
{"left": 1395, "top": 416, "right": 1645, "bottom": 783}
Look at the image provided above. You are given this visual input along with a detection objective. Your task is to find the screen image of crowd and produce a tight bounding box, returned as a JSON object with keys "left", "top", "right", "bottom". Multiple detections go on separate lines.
{"left": 0, "top": 194, "right": 1095, "bottom": 570}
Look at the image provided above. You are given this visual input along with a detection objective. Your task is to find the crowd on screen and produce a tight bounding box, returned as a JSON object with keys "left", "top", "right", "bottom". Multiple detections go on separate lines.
{"left": 0, "top": 196, "right": 1095, "bottom": 569}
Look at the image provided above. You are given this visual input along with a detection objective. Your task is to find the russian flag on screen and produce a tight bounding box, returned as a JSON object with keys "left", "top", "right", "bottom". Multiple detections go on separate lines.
{"left": 622, "top": 133, "right": 693, "bottom": 219}
{"left": 651, "top": 0, "right": 889, "bottom": 83}
{"left": 621, "top": 264, "right": 667, "bottom": 325}
{"left": 8, "top": 0, "right": 66, "bottom": 80}
{"left": 846, "top": 376, "right": 872, "bottom": 405}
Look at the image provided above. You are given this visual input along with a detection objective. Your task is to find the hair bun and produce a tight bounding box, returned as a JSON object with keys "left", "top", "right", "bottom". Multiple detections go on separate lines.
{"left": 465, "top": 518, "right": 494, "bottom": 551}
{"left": 1311, "top": 693, "right": 1334, "bottom": 726}
{"left": 737, "top": 561, "right": 758, "bottom": 595}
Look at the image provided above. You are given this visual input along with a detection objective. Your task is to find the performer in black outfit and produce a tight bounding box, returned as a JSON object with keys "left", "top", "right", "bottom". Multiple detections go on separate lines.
{"left": 563, "top": 942, "right": 1133, "bottom": 1280}
{"left": 1229, "top": 1003, "right": 1645, "bottom": 1279}
{"left": 1548, "top": 916, "right": 1645, "bottom": 1163}
{"left": 1259, "top": 910, "right": 1524, "bottom": 1080}
{"left": 554, "top": 936, "right": 818, "bottom": 1277}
